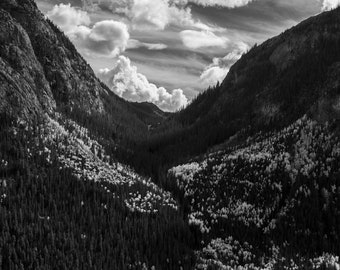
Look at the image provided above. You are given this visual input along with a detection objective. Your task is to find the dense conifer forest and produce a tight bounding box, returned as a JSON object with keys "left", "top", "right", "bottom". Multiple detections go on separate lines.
{"left": 0, "top": 114, "right": 197, "bottom": 269}
{"left": 1, "top": 0, "right": 340, "bottom": 269}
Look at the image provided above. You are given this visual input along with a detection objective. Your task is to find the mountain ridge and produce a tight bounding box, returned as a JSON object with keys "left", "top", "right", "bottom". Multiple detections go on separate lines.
{"left": 143, "top": 6, "right": 340, "bottom": 170}
{"left": 0, "top": 1, "right": 196, "bottom": 268}
{"left": 0, "top": 0, "right": 167, "bottom": 129}
{"left": 161, "top": 8, "right": 340, "bottom": 269}
{"left": 0, "top": 1, "right": 340, "bottom": 269}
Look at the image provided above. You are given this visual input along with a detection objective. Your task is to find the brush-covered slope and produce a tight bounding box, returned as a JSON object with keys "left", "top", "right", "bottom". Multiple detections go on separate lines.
{"left": 0, "top": 114, "right": 195, "bottom": 269}
{"left": 169, "top": 116, "right": 340, "bottom": 269}
{"left": 163, "top": 7, "right": 340, "bottom": 270}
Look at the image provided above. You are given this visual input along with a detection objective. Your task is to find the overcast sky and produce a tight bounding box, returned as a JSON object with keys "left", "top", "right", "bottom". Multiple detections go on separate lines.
{"left": 36, "top": 0, "right": 339, "bottom": 111}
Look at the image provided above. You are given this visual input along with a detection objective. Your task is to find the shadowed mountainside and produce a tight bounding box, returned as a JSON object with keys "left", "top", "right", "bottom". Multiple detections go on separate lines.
{"left": 0, "top": 0, "right": 340, "bottom": 268}
{"left": 143, "top": 7, "right": 340, "bottom": 171}
{"left": 0, "top": 0, "right": 166, "bottom": 133}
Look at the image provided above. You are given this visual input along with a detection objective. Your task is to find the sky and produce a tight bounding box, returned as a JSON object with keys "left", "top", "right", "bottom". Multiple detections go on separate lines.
{"left": 36, "top": 0, "right": 340, "bottom": 111}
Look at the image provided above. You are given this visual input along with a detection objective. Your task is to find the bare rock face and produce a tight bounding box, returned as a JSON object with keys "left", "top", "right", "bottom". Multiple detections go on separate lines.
{"left": 0, "top": 8, "right": 55, "bottom": 118}
{"left": 0, "top": 0, "right": 105, "bottom": 119}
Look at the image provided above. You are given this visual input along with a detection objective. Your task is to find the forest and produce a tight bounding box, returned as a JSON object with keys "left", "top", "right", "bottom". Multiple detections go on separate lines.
{"left": 0, "top": 114, "right": 197, "bottom": 269}
{"left": 1, "top": 0, "right": 340, "bottom": 269}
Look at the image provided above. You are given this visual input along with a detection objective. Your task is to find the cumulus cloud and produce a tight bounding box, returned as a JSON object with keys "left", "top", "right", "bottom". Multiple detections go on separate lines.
{"left": 47, "top": 4, "right": 129, "bottom": 57}
{"left": 74, "top": 20, "right": 129, "bottom": 56}
{"left": 127, "top": 0, "right": 218, "bottom": 30}
{"left": 47, "top": 3, "right": 90, "bottom": 34}
{"left": 97, "top": 56, "right": 188, "bottom": 111}
{"left": 127, "top": 39, "right": 168, "bottom": 50}
{"left": 180, "top": 30, "right": 228, "bottom": 49}
{"left": 200, "top": 43, "right": 248, "bottom": 87}
{"left": 129, "top": 0, "right": 170, "bottom": 29}
{"left": 321, "top": 0, "right": 340, "bottom": 10}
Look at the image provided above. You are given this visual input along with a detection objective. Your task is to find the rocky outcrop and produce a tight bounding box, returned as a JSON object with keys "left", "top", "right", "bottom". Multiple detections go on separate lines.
{"left": 0, "top": 0, "right": 105, "bottom": 119}
{"left": 0, "top": 8, "right": 55, "bottom": 118}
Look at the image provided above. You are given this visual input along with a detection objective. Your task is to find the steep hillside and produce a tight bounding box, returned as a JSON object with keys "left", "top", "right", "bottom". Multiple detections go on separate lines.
{"left": 144, "top": 7, "right": 340, "bottom": 170}
{"left": 129, "top": 102, "right": 169, "bottom": 126}
{"left": 0, "top": 0, "right": 196, "bottom": 269}
{"left": 169, "top": 116, "right": 340, "bottom": 269}
{"left": 0, "top": 114, "right": 195, "bottom": 269}
{"left": 0, "top": 0, "right": 103, "bottom": 117}
{"left": 160, "top": 7, "right": 340, "bottom": 270}
{"left": 0, "top": 0, "right": 171, "bottom": 178}
{"left": 1, "top": 0, "right": 340, "bottom": 269}
{"left": 180, "top": 7, "right": 340, "bottom": 128}
{"left": 0, "top": 0, "right": 165, "bottom": 134}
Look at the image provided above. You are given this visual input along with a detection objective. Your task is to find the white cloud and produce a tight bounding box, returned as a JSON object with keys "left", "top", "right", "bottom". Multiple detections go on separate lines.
{"left": 47, "top": 3, "right": 90, "bottom": 34}
{"left": 88, "top": 0, "right": 190, "bottom": 30}
{"left": 321, "top": 0, "right": 340, "bottom": 10}
{"left": 97, "top": 56, "right": 188, "bottom": 111}
{"left": 47, "top": 4, "right": 130, "bottom": 57}
{"left": 180, "top": 30, "right": 228, "bottom": 49}
{"left": 200, "top": 66, "right": 227, "bottom": 87}
{"left": 75, "top": 20, "right": 129, "bottom": 56}
{"left": 95, "top": 0, "right": 134, "bottom": 14}
{"left": 128, "top": 0, "right": 169, "bottom": 29}
{"left": 85, "top": 0, "right": 227, "bottom": 31}
{"left": 185, "top": 0, "right": 255, "bottom": 8}
{"left": 89, "top": 0, "right": 255, "bottom": 10}
{"left": 200, "top": 44, "right": 248, "bottom": 87}
{"left": 127, "top": 39, "right": 168, "bottom": 50}
{"left": 128, "top": 0, "right": 219, "bottom": 30}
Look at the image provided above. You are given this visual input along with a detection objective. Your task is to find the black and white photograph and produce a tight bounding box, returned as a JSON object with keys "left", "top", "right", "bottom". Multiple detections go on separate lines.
{"left": 0, "top": 0, "right": 340, "bottom": 269}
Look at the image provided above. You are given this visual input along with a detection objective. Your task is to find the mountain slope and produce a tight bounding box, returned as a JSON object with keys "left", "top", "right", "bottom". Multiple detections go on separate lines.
{"left": 0, "top": 114, "right": 195, "bottom": 269}
{"left": 129, "top": 102, "right": 169, "bottom": 126}
{"left": 0, "top": 0, "right": 103, "bottom": 117}
{"left": 161, "top": 8, "right": 340, "bottom": 270}
{"left": 1, "top": 0, "right": 340, "bottom": 269}
{"left": 181, "top": 7, "right": 340, "bottom": 127}
{"left": 0, "top": 7, "right": 55, "bottom": 118}
{"left": 0, "top": 0, "right": 166, "bottom": 132}
{"left": 0, "top": 1, "right": 196, "bottom": 269}
{"left": 169, "top": 116, "right": 340, "bottom": 269}
{"left": 145, "top": 7, "right": 340, "bottom": 168}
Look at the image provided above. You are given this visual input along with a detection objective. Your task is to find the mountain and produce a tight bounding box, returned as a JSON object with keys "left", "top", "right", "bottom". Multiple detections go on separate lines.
{"left": 181, "top": 7, "right": 340, "bottom": 127}
{"left": 160, "top": 8, "right": 340, "bottom": 270}
{"left": 0, "top": 0, "right": 169, "bottom": 175}
{"left": 0, "top": 0, "right": 340, "bottom": 269}
{"left": 0, "top": 0, "right": 195, "bottom": 269}
{"left": 0, "top": 0, "right": 165, "bottom": 133}
{"left": 130, "top": 7, "right": 340, "bottom": 269}
{"left": 0, "top": 0, "right": 107, "bottom": 117}
{"left": 169, "top": 116, "right": 340, "bottom": 269}
{"left": 129, "top": 102, "right": 169, "bottom": 126}
{"left": 144, "top": 7, "right": 340, "bottom": 167}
